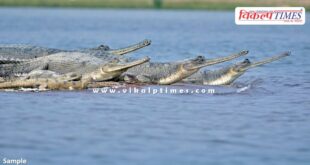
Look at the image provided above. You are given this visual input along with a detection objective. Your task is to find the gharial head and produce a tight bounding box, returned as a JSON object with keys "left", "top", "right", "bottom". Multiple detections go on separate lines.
{"left": 230, "top": 58, "right": 252, "bottom": 73}
{"left": 230, "top": 51, "right": 291, "bottom": 74}
{"left": 181, "top": 50, "right": 249, "bottom": 71}
{"left": 108, "top": 39, "right": 152, "bottom": 56}
{"left": 90, "top": 56, "right": 150, "bottom": 81}
{"left": 201, "top": 51, "right": 290, "bottom": 86}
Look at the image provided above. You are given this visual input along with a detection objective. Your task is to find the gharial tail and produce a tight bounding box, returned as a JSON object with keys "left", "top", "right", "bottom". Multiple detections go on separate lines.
{"left": 0, "top": 78, "right": 123, "bottom": 90}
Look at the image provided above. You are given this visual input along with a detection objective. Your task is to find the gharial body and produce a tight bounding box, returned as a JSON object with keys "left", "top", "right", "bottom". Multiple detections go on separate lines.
{"left": 0, "top": 39, "right": 151, "bottom": 59}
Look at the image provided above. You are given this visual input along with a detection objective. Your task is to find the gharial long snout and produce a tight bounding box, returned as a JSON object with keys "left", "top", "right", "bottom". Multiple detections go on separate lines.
{"left": 240, "top": 51, "right": 290, "bottom": 71}
{"left": 107, "top": 39, "right": 152, "bottom": 55}
{"left": 189, "top": 50, "right": 249, "bottom": 70}
{"left": 103, "top": 56, "right": 150, "bottom": 72}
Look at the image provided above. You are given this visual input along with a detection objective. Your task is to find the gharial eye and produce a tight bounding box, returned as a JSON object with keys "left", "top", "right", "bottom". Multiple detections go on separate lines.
{"left": 143, "top": 39, "right": 151, "bottom": 45}
{"left": 195, "top": 56, "right": 205, "bottom": 62}
{"left": 197, "top": 55, "right": 204, "bottom": 59}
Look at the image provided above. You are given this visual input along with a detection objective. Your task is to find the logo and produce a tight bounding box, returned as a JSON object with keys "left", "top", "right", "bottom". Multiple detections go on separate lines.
{"left": 235, "top": 7, "right": 305, "bottom": 25}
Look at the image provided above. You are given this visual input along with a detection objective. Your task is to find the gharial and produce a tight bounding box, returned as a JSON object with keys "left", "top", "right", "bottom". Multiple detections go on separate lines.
{"left": 0, "top": 52, "right": 150, "bottom": 90}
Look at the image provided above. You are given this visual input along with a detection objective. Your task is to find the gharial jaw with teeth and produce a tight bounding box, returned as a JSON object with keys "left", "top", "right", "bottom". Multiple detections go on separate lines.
{"left": 183, "top": 52, "right": 290, "bottom": 85}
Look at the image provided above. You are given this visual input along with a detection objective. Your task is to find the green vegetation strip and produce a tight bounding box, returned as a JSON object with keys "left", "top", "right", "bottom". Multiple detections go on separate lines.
{"left": 0, "top": 0, "right": 309, "bottom": 10}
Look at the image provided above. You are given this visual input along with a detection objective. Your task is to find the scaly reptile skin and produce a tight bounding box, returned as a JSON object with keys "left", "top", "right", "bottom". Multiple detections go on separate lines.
{"left": 0, "top": 54, "right": 150, "bottom": 90}
{"left": 123, "top": 50, "right": 248, "bottom": 85}
{"left": 0, "top": 39, "right": 151, "bottom": 60}
{"left": 0, "top": 52, "right": 118, "bottom": 77}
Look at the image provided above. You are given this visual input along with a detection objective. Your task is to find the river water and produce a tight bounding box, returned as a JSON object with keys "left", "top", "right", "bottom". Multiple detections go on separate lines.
{"left": 0, "top": 8, "right": 309, "bottom": 165}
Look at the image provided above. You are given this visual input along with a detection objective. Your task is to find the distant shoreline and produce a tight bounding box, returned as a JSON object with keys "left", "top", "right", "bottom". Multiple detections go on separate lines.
{"left": 0, "top": 0, "right": 309, "bottom": 11}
